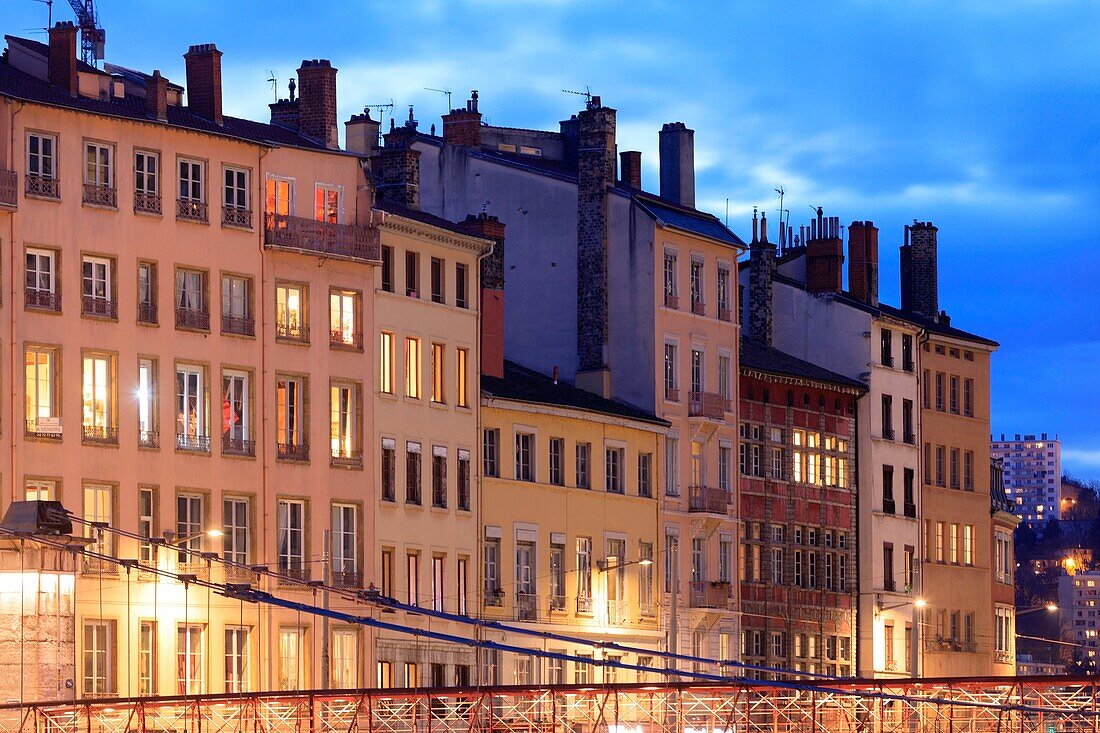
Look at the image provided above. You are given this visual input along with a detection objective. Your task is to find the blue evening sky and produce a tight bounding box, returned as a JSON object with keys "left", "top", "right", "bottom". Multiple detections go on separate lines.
{"left": 4, "top": 1, "right": 1097, "bottom": 477}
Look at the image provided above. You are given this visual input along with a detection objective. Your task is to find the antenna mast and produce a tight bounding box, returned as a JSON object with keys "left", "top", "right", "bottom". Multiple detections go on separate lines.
{"left": 66, "top": 0, "right": 105, "bottom": 67}
{"left": 424, "top": 87, "right": 453, "bottom": 112}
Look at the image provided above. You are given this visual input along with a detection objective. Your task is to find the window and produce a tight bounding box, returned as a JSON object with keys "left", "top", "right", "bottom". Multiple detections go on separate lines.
{"left": 664, "top": 343, "right": 678, "bottom": 398}
{"left": 883, "top": 544, "right": 894, "bottom": 591}
{"left": 176, "top": 493, "right": 203, "bottom": 561}
{"left": 549, "top": 542, "right": 566, "bottom": 609}
{"left": 719, "top": 444, "right": 731, "bottom": 491}
{"left": 177, "top": 624, "right": 204, "bottom": 694}
{"left": 995, "top": 607, "right": 1013, "bottom": 658}
{"left": 456, "top": 347, "right": 469, "bottom": 407}
{"left": 717, "top": 353, "right": 731, "bottom": 400}
{"left": 935, "top": 372, "right": 945, "bottom": 411}
{"left": 690, "top": 348, "right": 704, "bottom": 394}
{"left": 456, "top": 263, "right": 468, "bottom": 308}
{"left": 25, "top": 345, "right": 59, "bottom": 436}
{"left": 380, "top": 548, "right": 394, "bottom": 598}
{"left": 332, "top": 503, "right": 358, "bottom": 583}
{"left": 431, "top": 343, "right": 445, "bottom": 403}
{"left": 880, "top": 328, "right": 893, "bottom": 367}
{"left": 717, "top": 266, "right": 731, "bottom": 319}
{"left": 457, "top": 557, "right": 469, "bottom": 614}
{"left": 405, "top": 251, "right": 420, "bottom": 298}
{"left": 380, "top": 438, "right": 397, "bottom": 501}
{"left": 964, "top": 378, "right": 974, "bottom": 417}
{"left": 178, "top": 158, "right": 206, "bottom": 221}
{"left": 138, "top": 261, "right": 157, "bottom": 323}
{"left": 950, "top": 523, "right": 959, "bottom": 564}
{"left": 663, "top": 250, "right": 678, "bottom": 303}
{"left": 963, "top": 524, "right": 974, "bottom": 565}
{"left": 27, "top": 132, "right": 57, "bottom": 181}
{"left": 276, "top": 283, "right": 307, "bottom": 341}
{"left": 995, "top": 531, "right": 1013, "bottom": 584}
{"left": 902, "top": 399, "right": 914, "bottom": 442}
{"left": 276, "top": 375, "right": 306, "bottom": 458}
{"left": 315, "top": 183, "right": 341, "bottom": 223}
{"left": 691, "top": 538, "right": 705, "bottom": 582}
{"left": 576, "top": 442, "right": 591, "bottom": 488}
{"left": 690, "top": 257, "right": 704, "bottom": 310}
{"left": 405, "top": 337, "right": 422, "bottom": 398}
{"left": 484, "top": 538, "right": 500, "bottom": 602}
{"left": 457, "top": 449, "right": 471, "bottom": 511}
{"left": 432, "top": 556, "right": 446, "bottom": 612}
{"left": 904, "top": 546, "right": 915, "bottom": 589}
{"left": 665, "top": 437, "right": 679, "bottom": 496}
{"left": 139, "top": 620, "right": 156, "bottom": 695}
{"left": 224, "top": 627, "right": 249, "bottom": 693}
{"left": 278, "top": 628, "right": 303, "bottom": 690}
{"left": 406, "top": 552, "right": 420, "bottom": 606}
{"left": 770, "top": 547, "right": 783, "bottom": 585}
{"left": 82, "top": 255, "right": 115, "bottom": 317}
{"left": 138, "top": 487, "right": 155, "bottom": 562}
{"left": 923, "top": 369, "right": 931, "bottom": 408}
{"left": 638, "top": 453, "right": 653, "bottom": 497}
{"left": 432, "top": 447, "right": 448, "bottom": 508}
{"left": 549, "top": 438, "right": 564, "bottom": 486}
{"left": 881, "top": 394, "right": 893, "bottom": 439}
{"left": 223, "top": 497, "right": 249, "bottom": 565}
{"left": 901, "top": 334, "right": 914, "bottom": 371}
{"left": 576, "top": 537, "right": 592, "bottom": 608}
{"left": 330, "top": 382, "right": 358, "bottom": 463}
{"left": 331, "top": 629, "right": 357, "bottom": 689}
{"left": 903, "top": 469, "right": 915, "bottom": 516}
{"left": 882, "top": 465, "right": 895, "bottom": 513}
{"left": 25, "top": 247, "right": 58, "bottom": 309}
{"left": 605, "top": 447, "right": 624, "bottom": 493}
{"left": 936, "top": 521, "right": 945, "bottom": 562}
{"left": 277, "top": 499, "right": 306, "bottom": 578}
{"left": 936, "top": 445, "right": 946, "bottom": 486}
{"left": 329, "top": 290, "right": 359, "bottom": 348}
{"left": 516, "top": 432, "right": 535, "bottom": 482}
{"left": 135, "top": 150, "right": 159, "bottom": 203}
{"left": 79, "top": 352, "right": 116, "bottom": 443}
{"left": 175, "top": 268, "right": 208, "bottom": 329}
{"left": 83, "top": 483, "right": 113, "bottom": 561}
{"left": 719, "top": 535, "right": 732, "bottom": 582}
{"left": 83, "top": 620, "right": 114, "bottom": 695}
{"left": 223, "top": 167, "right": 250, "bottom": 223}
{"left": 219, "top": 275, "right": 252, "bottom": 335}
{"left": 430, "top": 257, "right": 445, "bottom": 303}
{"left": 381, "top": 246, "right": 394, "bottom": 292}
{"left": 483, "top": 429, "right": 499, "bottom": 477}
{"left": 376, "top": 661, "right": 393, "bottom": 689}
{"left": 176, "top": 364, "right": 207, "bottom": 450}
{"left": 406, "top": 442, "right": 422, "bottom": 504}
{"left": 222, "top": 370, "right": 251, "bottom": 453}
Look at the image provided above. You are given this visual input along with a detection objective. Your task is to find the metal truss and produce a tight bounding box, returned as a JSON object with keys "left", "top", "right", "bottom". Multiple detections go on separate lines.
{"left": 2, "top": 678, "right": 1098, "bottom": 733}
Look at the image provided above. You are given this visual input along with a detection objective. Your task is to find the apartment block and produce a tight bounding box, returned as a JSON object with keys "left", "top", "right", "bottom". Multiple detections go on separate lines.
{"left": 991, "top": 433, "right": 1062, "bottom": 526}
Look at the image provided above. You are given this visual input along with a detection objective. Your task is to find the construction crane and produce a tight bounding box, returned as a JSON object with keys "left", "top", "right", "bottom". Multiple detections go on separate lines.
{"left": 67, "top": 0, "right": 105, "bottom": 67}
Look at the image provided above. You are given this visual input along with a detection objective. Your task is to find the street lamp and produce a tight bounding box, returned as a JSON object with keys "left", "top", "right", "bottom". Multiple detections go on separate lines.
{"left": 1017, "top": 603, "right": 1058, "bottom": 617}
{"left": 163, "top": 528, "right": 223, "bottom": 547}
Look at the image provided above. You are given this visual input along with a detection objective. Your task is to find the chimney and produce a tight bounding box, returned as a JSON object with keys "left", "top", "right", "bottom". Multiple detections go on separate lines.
{"left": 900, "top": 221, "right": 938, "bottom": 316}
{"left": 559, "top": 114, "right": 580, "bottom": 168}
{"left": 805, "top": 208, "right": 844, "bottom": 294}
{"left": 184, "top": 44, "right": 223, "bottom": 125}
{"left": 619, "top": 150, "right": 642, "bottom": 189}
{"left": 373, "top": 126, "right": 421, "bottom": 210}
{"left": 345, "top": 111, "right": 380, "bottom": 156}
{"left": 461, "top": 213, "right": 507, "bottom": 379}
{"left": 748, "top": 209, "right": 777, "bottom": 345}
{"left": 48, "top": 22, "right": 78, "bottom": 97}
{"left": 575, "top": 96, "right": 616, "bottom": 399}
{"left": 658, "top": 122, "right": 695, "bottom": 208}
{"left": 145, "top": 70, "right": 169, "bottom": 122}
{"left": 442, "top": 91, "right": 482, "bottom": 147}
{"left": 848, "top": 220, "right": 879, "bottom": 306}
{"left": 297, "top": 60, "right": 339, "bottom": 149}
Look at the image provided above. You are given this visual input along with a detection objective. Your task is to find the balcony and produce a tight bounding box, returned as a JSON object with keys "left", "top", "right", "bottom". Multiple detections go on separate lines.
{"left": 882, "top": 499, "right": 896, "bottom": 515}
{"left": 576, "top": 596, "right": 593, "bottom": 614}
{"left": 222, "top": 314, "right": 255, "bottom": 337}
{"left": 176, "top": 307, "right": 210, "bottom": 331}
{"left": 138, "top": 430, "right": 159, "bottom": 449}
{"left": 0, "top": 170, "right": 16, "bottom": 209}
{"left": 903, "top": 432, "right": 916, "bottom": 445}
{"left": 176, "top": 434, "right": 211, "bottom": 453}
{"left": 222, "top": 205, "right": 252, "bottom": 229}
{"left": 515, "top": 593, "right": 540, "bottom": 622}
{"left": 690, "top": 581, "right": 731, "bottom": 609}
{"left": 689, "top": 391, "right": 729, "bottom": 421}
{"left": 276, "top": 322, "right": 309, "bottom": 343}
{"left": 994, "top": 650, "right": 1012, "bottom": 664}
{"left": 330, "top": 329, "right": 363, "bottom": 349}
{"left": 483, "top": 589, "right": 504, "bottom": 608}
{"left": 925, "top": 637, "right": 977, "bottom": 653}
{"left": 137, "top": 302, "right": 158, "bottom": 325}
{"left": 882, "top": 354, "right": 894, "bottom": 368}
{"left": 82, "top": 183, "right": 116, "bottom": 208}
{"left": 82, "top": 425, "right": 118, "bottom": 445}
{"left": 689, "top": 485, "right": 730, "bottom": 514}
{"left": 664, "top": 293, "right": 679, "bottom": 309}
{"left": 718, "top": 307, "right": 732, "bottom": 322}
{"left": 691, "top": 299, "right": 706, "bottom": 316}
{"left": 222, "top": 435, "right": 255, "bottom": 457}
{"left": 332, "top": 569, "right": 363, "bottom": 589}
{"left": 280, "top": 565, "right": 311, "bottom": 583}
{"left": 277, "top": 442, "right": 310, "bottom": 462}
{"left": 133, "top": 192, "right": 161, "bottom": 216}
{"left": 25, "top": 417, "right": 61, "bottom": 440}
{"left": 882, "top": 427, "right": 895, "bottom": 441}
{"left": 549, "top": 594, "right": 566, "bottom": 612}
{"left": 83, "top": 557, "right": 118, "bottom": 576}
{"left": 903, "top": 502, "right": 917, "bottom": 519}
{"left": 264, "top": 213, "right": 381, "bottom": 262}
{"left": 902, "top": 359, "right": 915, "bottom": 373}
{"left": 25, "top": 174, "right": 59, "bottom": 199}
{"left": 607, "top": 599, "right": 627, "bottom": 625}
{"left": 331, "top": 448, "right": 363, "bottom": 469}
{"left": 665, "top": 387, "right": 680, "bottom": 402}
{"left": 639, "top": 601, "right": 657, "bottom": 617}
{"left": 883, "top": 578, "right": 897, "bottom": 592}
{"left": 176, "top": 199, "right": 208, "bottom": 223}
{"left": 25, "top": 288, "right": 60, "bottom": 312}
{"left": 82, "top": 295, "right": 117, "bottom": 319}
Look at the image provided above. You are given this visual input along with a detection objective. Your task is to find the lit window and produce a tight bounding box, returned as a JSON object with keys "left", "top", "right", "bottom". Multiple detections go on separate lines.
{"left": 275, "top": 283, "right": 306, "bottom": 341}
{"left": 380, "top": 332, "right": 395, "bottom": 394}
{"left": 405, "top": 337, "right": 422, "bottom": 398}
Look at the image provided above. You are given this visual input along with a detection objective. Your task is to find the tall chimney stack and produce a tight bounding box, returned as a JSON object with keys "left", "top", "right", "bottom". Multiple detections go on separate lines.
{"left": 442, "top": 91, "right": 482, "bottom": 147}
{"left": 900, "top": 221, "right": 938, "bottom": 317}
{"left": 658, "top": 122, "right": 695, "bottom": 208}
{"left": 805, "top": 208, "right": 844, "bottom": 294}
{"left": 848, "top": 220, "right": 879, "bottom": 306}
{"left": 48, "top": 22, "right": 78, "bottom": 97}
{"left": 184, "top": 44, "right": 223, "bottom": 125}
{"left": 619, "top": 151, "right": 642, "bottom": 189}
{"left": 345, "top": 111, "right": 380, "bottom": 156}
{"left": 461, "top": 213, "right": 507, "bottom": 379}
{"left": 748, "top": 209, "right": 777, "bottom": 345}
{"left": 145, "top": 70, "right": 169, "bottom": 122}
{"left": 297, "top": 60, "right": 339, "bottom": 149}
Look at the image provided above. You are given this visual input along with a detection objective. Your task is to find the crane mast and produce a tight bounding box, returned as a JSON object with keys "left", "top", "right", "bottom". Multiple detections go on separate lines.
{"left": 66, "top": 0, "right": 105, "bottom": 67}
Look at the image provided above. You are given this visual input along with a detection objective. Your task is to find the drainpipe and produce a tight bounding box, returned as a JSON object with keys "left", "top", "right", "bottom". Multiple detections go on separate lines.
{"left": 473, "top": 235, "right": 494, "bottom": 685}
{"left": 9, "top": 101, "right": 24, "bottom": 508}
{"left": 257, "top": 143, "right": 273, "bottom": 690}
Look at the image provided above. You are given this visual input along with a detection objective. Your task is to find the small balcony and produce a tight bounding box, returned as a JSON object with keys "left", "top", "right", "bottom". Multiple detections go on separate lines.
{"left": 264, "top": 213, "right": 381, "bottom": 262}
{"left": 332, "top": 568, "right": 363, "bottom": 589}
{"left": 883, "top": 578, "right": 897, "bottom": 592}
{"left": 902, "top": 359, "right": 915, "bottom": 373}
{"left": 691, "top": 299, "right": 705, "bottom": 316}
{"left": 881, "top": 354, "right": 895, "bottom": 368}
{"left": 222, "top": 205, "right": 252, "bottom": 229}
{"left": 82, "top": 295, "right": 117, "bottom": 319}
{"left": 331, "top": 448, "right": 363, "bottom": 469}
{"left": 903, "top": 502, "right": 917, "bottom": 519}
{"left": 222, "top": 435, "right": 255, "bottom": 457}
{"left": 665, "top": 387, "right": 679, "bottom": 403}
{"left": 82, "top": 424, "right": 118, "bottom": 445}
{"left": 25, "top": 288, "right": 60, "bottom": 312}
{"left": 176, "top": 199, "right": 208, "bottom": 223}
{"left": 882, "top": 499, "right": 896, "bottom": 515}
{"left": 277, "top": 442, "right": 310, "bottom": 462}
{"left": 881, "top": 427, "right": 896, "bottom": 441}
{"left": 689, "top": 485, "right": 730, "bottom": 514}
{"left": 138, "top": 430, "right": 159, "bottom": 449}
{"left": 276, "top": 322, "right": 308, "bottom": 343}
{"left": 903, "top": 431, "right": 916, "bottom": 445}
{"left": 25, "top": 174, "right": 59, "bottom": 200}
{"left": 639, "top": 601, "right": 657, "bottom": 617}
{"left": 607, "top": 599, "right": 627, "bottom": 625}
{"left": 664, "top": 293, "right": 679, "bottom": 309}
{"left": 133, "top": 192, "right": 161, "bottom": 216}
{"left": 222, "top": 314, "right": 255, "bottom": 337}
{"left": 330, "top": 329, "right": 363, "bottom": 349}
{"left": 718, "top": 307, "right": 732, "bottom": 322}
{"left": 690, "top": 581, "right": 730, "bottom": 609}
{"left": 82, "top": 183, "right": 117, "bottom": 208}
{"left": 576, "top": 596, "right": 593, "bottom": 614}
{"left": 25, "top": 417, "right": 62, "bottom": 440}
{"left": 515, "top": 593, "right": 540, "bottom": 622}
{"left": 177, "top": 434, "right": 211, "bottom": 453}
{"left": 280, "top": 565, "right": 311, "bottom": 583}
{"left": 689, "top": 391, "right": 729, "bottom": 421}
{"left": 137, "top": 302, "right": 158, "bottom": 325}
{"left": 483, "top": 589, "right": 504, "bottom": 608}
{"left": 176, "top": 307, "right": 210, "bottom": 331}
{"left": 0, "top": 170, "right": 17, "bottom": 209}
{"left": 549, "top": 594, "right": 566, "bottom": 612}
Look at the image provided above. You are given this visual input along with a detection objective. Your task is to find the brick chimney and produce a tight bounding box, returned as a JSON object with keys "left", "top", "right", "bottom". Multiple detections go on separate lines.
{"left": 619, "top": 150, "right": 641, "bottom": 189}
{"left": 848, "top": 220, "right": 879, "bottom": 306}
{"left": 297, "top": 60, "right": 339, "bottom": 149}
{"left": 748, "top": 210, "right": 777, "bottom": 345}
{"left": 48, "top": 22, "right": 78, "bottom": 97}
{"left": 658, "top": 122, "right": 695, "bottom": 208}
{"left": 345, "top": 111, "right": 380, "bottom": 156}
{"left": 442, "top": 91, "right": 482, "bottom": 147}
{"left": 805, "top": 208, "right": 844, "bottom": 294}
{"left": 146, "top": 70, "right": 169, "bottom": 122}
{"left": 461, "top": 213, "right": 507, "bottom": 379}
{"left": 575, "top": 96, "right": 616, "bottom": 398}
{"left": 184, "top": 44, "right": 223, "bottom": 125}
{"left": 900, "top": 221, "right": 938, "bottom": 317}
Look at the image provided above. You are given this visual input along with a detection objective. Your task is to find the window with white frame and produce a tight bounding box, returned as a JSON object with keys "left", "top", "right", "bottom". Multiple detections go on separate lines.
{"left": 222, "top": 370, "right": 250, "bottom": 448}
{"left": 135, "top": 150, "right": 158, "bottom": 196}
{"left": 277, "top": 499, "right": 306, "bottom": 577}
{"left": 315, "top": 183, "right": 342, "bottom": 223}
{"left": 223, "top": 497, "right": 249, "bottom": 564}
{"left": 177, "top": 624, "right": 204, "bottom": 694}
{"left": 84, "top": 142, "right": 113, "bottom": 188}
{"left": 27, "top": 132, "right": 57, "bottom": 180}
{"left": 224, "top": 627, "right": 249, "bottom": 693}
{"left": 605, "top": 446, "right": 624, "bottom": 493}
{"left": 332, "top": 503, "right": 358, "bottom": 581}
{"left": 83, "top": 620, "right": 114, "bottom": 695}
{"left": 179, "top": 159, "right": 204, "bottom": 202}
{"left": 176, "top": 364, "right": 206, "bottom": 448}
{"left": 224, "top": 167, "right": 249, "bottom": 210}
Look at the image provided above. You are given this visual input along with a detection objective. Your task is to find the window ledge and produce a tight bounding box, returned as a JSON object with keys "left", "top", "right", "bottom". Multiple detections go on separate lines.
{"left": 81, "top": 314, "right": 119, "bottom": 324}
{"left": 175, "top": 448, "right": 212, "bottom": 457}
{"left": 275, "top": 336, "right": 311, "bottom": 347}
{"left": 25, "top": 193, "right": 61, "bottom": 203}
{"left": 221, "top": 223, "right": 254, "bottom": 233}
{"left": 430, "top": 506, "right": 450, "bottom": 515}
{"left": 133, "top": 209, "right": 163, "bottom": 219}
{"left": 81, "top": 202, "right": 118, "bottom": 213}
{"left": 429, "top": 401, "right": 449, "bottom": 411}
{"left": 26, "top": 306, "right": 63, "bottom": 316}
{"left": 175, "top": 326, "right": 211, "bottom": 335}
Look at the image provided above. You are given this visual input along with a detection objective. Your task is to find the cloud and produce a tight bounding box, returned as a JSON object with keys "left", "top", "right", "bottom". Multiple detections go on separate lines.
{"left": 1064, "top": 450, "right": 1100, "bottom": 468}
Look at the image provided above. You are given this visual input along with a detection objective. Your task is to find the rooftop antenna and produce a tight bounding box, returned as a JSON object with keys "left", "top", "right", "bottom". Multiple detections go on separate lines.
{"left": 774, "top": 186, "right": 785, "bottom": 250}
{"left": 266, "top": 71, "right": 278, "bottom": 103}
{"left": 29, "top": 0, "right": 53, "bottom": 33}
{"left": 424, "top": 87, "right": 452, "bottom": 112}
{"left": 364, "top": 100, "right": 395, "bottom": 140}
{"left": 562, "top": 86, "right": 593, "bottom": 105}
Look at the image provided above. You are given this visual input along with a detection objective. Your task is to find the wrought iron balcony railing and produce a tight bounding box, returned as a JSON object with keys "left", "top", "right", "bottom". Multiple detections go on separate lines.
{"left": 176, "top": 199, "right": 208, "bottom": 223}
{"left": 264, "top": 213, "right": 381, "bottom": 262}
{"left": 134, "top": 192, "right": 161, "bottom": 215}
{"left": 82, "top": 183, "right": 116, "bottom": 208}
{"left": 26, "top": 174, "right": 59, "bottom": 199}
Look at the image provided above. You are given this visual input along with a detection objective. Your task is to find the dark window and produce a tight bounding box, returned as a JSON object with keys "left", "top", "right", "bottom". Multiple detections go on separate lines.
{"left": 880, "top": 329, "right": 893, "bottom": 367}
{"left": 901, "top": 334, "right": 914, "bottom": 371}
{"left": 482, "top": 429, "right": 499, "bottom": 478}
{"left": 903, "top": 469, "right": 916, "bottom": 517}
{"left": 381, "top": 246, "right": 394, "bottom": 293}
{"left": 902, "top": 399, "right": 914, "bottom": 443}
{"left": 549, "top": 438, "right": 564, "bottom": 486}
{"left": 882, "top": 465, "right": 895, "bottom": 514}
{"left": 881, "top": 395, "right": 894, "bottom": 440}
{"left": 457, "top": 453, "right": 471, "bottom": 510}
{"left": 405, "top": 251, "right": 419, "bottom": 298}
{"left": 456, "top": 263, "right": 468, "bottom": 309}
{"left": 430, "top": 257, "right": 444, "bottom": 304}
{"left": 432, "top": 452, "right": 447, "bottom": 507}
{"left": 381, "top": 442, "right": 396, "bottom": 501}
{"left": 406, "top": 446, "right": 422, "bottom": 504}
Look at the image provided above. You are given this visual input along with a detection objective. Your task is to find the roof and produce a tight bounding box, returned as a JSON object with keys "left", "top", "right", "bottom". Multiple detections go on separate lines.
{"left": 374, "top": 199, "right": 496, "bottom": 245}
{"left": 471, "top": 147, "right": 578, "bottom": 183}
{"left": 740, "top": 338, "right": 867, "bottom": 392}
{"left": 482, "top": 360, "right": 670, "bottom": 427}
{"left": 632, "top": 192, "right": 745, "bottom": 248}
{"left": 0, "top": 42, "right": 342, "bottom": 153}
{"left": 7, "top": 36, "right": 107, "bottom": 76}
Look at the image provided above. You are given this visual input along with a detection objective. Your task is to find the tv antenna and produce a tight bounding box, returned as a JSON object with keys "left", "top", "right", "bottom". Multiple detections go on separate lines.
{"left": 266, "top": 71, "right": 278, "bottom": 102}
{"left": 562, "top": 86, "right": 592, "bottom": 104}
{"left": 364, "top": 100, "right": 395, "bottom": 142}
{"left": 774, "top": 186, "right": 785, "bottom": 249}
{"left": 29, "top": 0, "right": 53, "bottom": 34}
{"left": 424, "top": 87, "right": 452, "bottom": 112}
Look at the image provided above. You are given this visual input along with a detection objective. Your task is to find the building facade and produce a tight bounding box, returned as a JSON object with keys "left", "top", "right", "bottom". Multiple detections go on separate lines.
{"left": 991, "top": 433, "right": 1062, "bottom": 526}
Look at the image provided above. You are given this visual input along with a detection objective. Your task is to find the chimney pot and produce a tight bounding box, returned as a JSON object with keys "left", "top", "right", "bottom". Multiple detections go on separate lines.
{"left": 146, "top": 70, "right": 169, "bottom": 122}
{"left": 461, "top": 213, "right": 507, "bottom": 380}
{"left": 658, "top": 122, "right": 695, "bottom": 208}
{"left": 748, "top": 210, "right": 777, "bottom": 345}
{"left": 48, "top": 22, "right": 79, "bottom": 97}
{"left": 184, "top": 43, "right": 223, "bottom": 125}
{"left": 900, "top": 220, "right": 939, "bottom": 316}
{"left": 848, "top": 220, "right": 879, "bottom": 305}
{"left": 296, "top": 59, "right": 339, "bottom": 149}
{"left": 619, "top": 151, "right": 642, "bottom": 189}
{"left": 805, "top": 210, "right": 845, "bottom": 294}
{"left": 443, "top": 91, "right": 482, "bottom": 147}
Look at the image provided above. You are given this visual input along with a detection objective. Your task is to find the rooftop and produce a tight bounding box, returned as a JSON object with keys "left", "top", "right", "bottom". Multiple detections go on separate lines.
{"left": 374, "top": 199, "right": 492, "bottom": 241}
{"left": 740, "top": 338, "right": 867, "bottom": 392}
